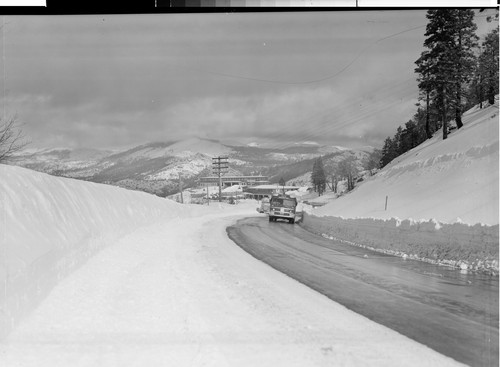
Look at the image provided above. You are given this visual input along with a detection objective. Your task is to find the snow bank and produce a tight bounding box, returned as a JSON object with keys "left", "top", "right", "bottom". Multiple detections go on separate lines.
{"left": 304, "top": 100, "right": 499, "bottom": 273}
{"left": 0, "top": 165, "right": 210, "bottom": 338}
{"left": 302, "top": 213, "right": 499, "bottom": 274}
{"left": 313, "top": 100, "right": 499, "bottom": 226}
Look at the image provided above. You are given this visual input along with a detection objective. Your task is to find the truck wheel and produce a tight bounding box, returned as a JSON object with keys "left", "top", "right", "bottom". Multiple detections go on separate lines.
{"left": 289, "top": 218, "right": 295, "bottom": 224}
{"left": 269, "top": 216, "right": 273, "bottom": 222}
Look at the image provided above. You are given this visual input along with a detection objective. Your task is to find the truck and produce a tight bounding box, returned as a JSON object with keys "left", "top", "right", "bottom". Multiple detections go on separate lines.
{"left": 268, "top": 194, "right": 298, "bottom": 224}
{"left": 256, "top": 196, "right": 270, "bottom": 214}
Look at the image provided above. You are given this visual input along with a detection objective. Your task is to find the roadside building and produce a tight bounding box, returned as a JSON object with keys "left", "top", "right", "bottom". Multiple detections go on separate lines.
{"left": 244, "top": 184, "right": 300, "bottom": 200}
{"left": 198, "top": 175, "right": 269, "bottom": 188}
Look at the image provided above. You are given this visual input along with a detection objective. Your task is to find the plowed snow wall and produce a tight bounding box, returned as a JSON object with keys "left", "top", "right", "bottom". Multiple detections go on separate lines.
{"left": 0, "top": 165, "right": 202, "bottom": 339}
{"left": 301, "top": 213, "right": 499, "bottom": 273}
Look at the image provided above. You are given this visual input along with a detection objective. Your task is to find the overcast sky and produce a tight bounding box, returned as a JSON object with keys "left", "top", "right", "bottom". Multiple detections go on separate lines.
{"left": 0, "top": 10, "right": 496, "bottom": 150}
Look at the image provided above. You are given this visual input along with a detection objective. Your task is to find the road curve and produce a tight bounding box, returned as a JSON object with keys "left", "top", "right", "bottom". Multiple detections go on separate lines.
{"left": 227, "top": 216, "right": 499, "bottom": 367}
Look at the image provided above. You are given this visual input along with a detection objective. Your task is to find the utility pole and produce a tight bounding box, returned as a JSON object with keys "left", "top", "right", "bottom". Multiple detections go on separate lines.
{"left": 279, "top": 177, "right": 285, "bottom": 195}
{"left": 212, "top": 156, "right": 229, "bottom": 202}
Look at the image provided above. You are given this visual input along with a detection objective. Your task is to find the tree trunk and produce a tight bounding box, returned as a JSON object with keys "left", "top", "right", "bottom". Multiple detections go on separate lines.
{"left": 488, "top": 69, "right": 495, "bottom": 105}
{"left": 347, "top": 175, "right": 354, "bottom": 191}
{"left": 478, "top": 73, "right": 484, "bottom": 109}
{"left": 326, "top": 180, "right": 333, "bottom": 191}
{"left": 455, "top": 85, "right": 463, "bottom": 129}
{"left": 488, "top": 87, "right": 495, "bottom": 105}
{"left": 426, "top": 90, "right": 432, "bottom": 139}
{"left": 443, "top": 86, "right": 448, "bottom": 140}
{"left": 455, "top": 27, "right": 463, "bottom": 130}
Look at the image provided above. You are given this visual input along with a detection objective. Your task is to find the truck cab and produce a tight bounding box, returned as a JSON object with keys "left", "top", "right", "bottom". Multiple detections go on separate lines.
{"left": 269, "top": 194, "right": 297, "bottom": 224}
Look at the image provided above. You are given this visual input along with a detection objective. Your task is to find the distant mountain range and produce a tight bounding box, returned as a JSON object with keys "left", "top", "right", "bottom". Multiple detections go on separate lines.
{"left": 10, "top": 138, "right": 374, "bottom": 197}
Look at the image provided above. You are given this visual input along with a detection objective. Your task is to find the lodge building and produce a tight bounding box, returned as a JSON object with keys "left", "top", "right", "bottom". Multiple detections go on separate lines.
{"left": 198, "top": 175, "right": 269, "bottom": 187}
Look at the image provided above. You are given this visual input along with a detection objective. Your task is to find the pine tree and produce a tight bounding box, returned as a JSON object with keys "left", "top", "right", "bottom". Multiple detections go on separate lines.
{"left": 412, "top": 106, "right": 434, "bottom": 139}
{"left": 423, "top": 10, "right": 455, "bottom": 139}
{"left": 395, "top": 126, "right": 405, "bottom": 155}
{"left": 415, "top": 51, "right": 434, "bottom": 139}
{"left": 380, "top": 136, "right": 398, "bottom": 168}
{"left": 466, "top": 28, "right": 498, "bottom": 109}
{"left": 311, "top": 159, "right": 317, "bottom": 189}
{"left": 317, "top": 158, "right": 326, "bottom": 195}
{"left": 415, "top": 9, "right": 478, "bottom": 139}
{"left": 468, "top": 60, "right": 485, "bottom": 109}
{"left": 311, "top": 156, "right": 326, "bottom": 195}
{"left": 449, "top": 9, "right": 478, "bottom": 129}
{"left": 399, "top": 120, "right": 418, "bottom": 153}
{"left": 479, "top": 28, "right": 499, "bottom": 105}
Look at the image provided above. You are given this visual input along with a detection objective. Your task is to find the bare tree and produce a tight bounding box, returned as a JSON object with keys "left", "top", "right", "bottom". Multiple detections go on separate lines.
{"left": 327, "top": 174, "right": 338, "bottom": 193}
{"left": 364, "top": 149, "right": 382, "bottom": 176}
{"left": 324, "top": 159, "right": 339, "bottom": 193}
{"left": 0, "top": 117, "right": 30, "bottom": 163}
{"left": 338, "top": 156, "right": 358, "bottom": 192}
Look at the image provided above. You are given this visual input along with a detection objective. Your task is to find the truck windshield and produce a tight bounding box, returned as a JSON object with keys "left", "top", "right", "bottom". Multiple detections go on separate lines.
{"left": 271, "top": 198, "right": 296, "bottom": 209}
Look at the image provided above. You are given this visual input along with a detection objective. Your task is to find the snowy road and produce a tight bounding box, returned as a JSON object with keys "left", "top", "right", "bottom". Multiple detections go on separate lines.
{"left": 227, "top": 216, "right": 499, "bottom": 367}
{"left": 0, "top": 206, "right": 462, "bottom": 367}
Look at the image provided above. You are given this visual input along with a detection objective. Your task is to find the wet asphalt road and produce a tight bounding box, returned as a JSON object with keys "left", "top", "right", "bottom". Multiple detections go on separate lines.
{"left": 227, "top": 217, "right": 499, "bottom": 367}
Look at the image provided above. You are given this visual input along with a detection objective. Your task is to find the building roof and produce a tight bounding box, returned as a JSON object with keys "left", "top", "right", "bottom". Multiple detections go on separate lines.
{"left": 200, "top": 175, "right": 268, "bottom": 179}
{"left": 250, "top": 185, "right": 300, "bottom": 190}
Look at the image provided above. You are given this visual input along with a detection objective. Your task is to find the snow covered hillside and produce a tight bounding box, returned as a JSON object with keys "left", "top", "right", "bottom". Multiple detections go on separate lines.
{"left": 11, "top": 137, "right": 374, "bottom": 199}
{"left": 10, "top": 147, "right": 112, "bottom": 174}
{"left": 114, "top": 138, "right": 232, "bottom": 161}
{"left": 314, "top": 99, "right": 499, "bottom": 226}
{"left": 301, "top": 99, "right": 499, "bottom": 273}
{"left": 0, "top": 165, "right": 461, "bottom": 366}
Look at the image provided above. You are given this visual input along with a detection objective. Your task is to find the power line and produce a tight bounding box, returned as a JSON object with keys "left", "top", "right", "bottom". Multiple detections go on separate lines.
{"left": 261, "top": 78, "right": 418, "bottom": 151}
{"left": 186, "top": 23, "right": 427, "bottom": 86}
{"left": 270, "top": 93, "right": 416, "bottom": 151}
{"left": 190, "top": 11, "right": 492, "bottom": 86}
{"left": 261, "top": 76, "right": 414, "bottom": 127}
{"left": 250, "top": 75, "right": 416, "bottom": 146}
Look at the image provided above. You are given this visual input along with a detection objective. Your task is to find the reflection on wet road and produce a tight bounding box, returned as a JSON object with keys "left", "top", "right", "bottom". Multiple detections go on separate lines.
{"left": 227, "top": 217, "right": 499, "bottom": 367}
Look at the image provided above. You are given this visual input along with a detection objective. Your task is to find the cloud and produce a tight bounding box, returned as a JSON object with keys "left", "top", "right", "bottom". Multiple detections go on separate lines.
{"left": 156, "top": 78, "right": 418, "bottom": 148}
{"left": 7, "top": 67, "right": 419, "bottom": 150}
{"left": 2, "top": 11, "right": 429, "bottom": 150}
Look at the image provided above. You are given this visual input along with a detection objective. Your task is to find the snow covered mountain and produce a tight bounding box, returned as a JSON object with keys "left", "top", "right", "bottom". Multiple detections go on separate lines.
{"left": 11, "top": 147, "right": 113, "bottom": 174}
{"left": 11, "top": 138, "right": 372, "bottom": 197}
